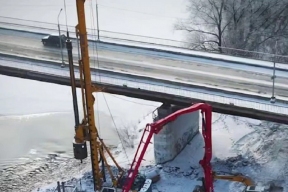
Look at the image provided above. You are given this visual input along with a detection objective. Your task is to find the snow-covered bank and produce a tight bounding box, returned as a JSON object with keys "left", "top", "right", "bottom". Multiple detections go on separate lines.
{"left": 35, "top": 112, "right": 288, "bottom": 192}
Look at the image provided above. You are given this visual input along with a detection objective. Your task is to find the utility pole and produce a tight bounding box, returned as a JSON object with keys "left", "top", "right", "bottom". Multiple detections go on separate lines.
{"left": 270, "top": 17, "right": 283, "bottom": 104}
{"left": 58, "top": 8, "right": 65, "bottom": 68}
{"left": 96, "top": 2, "right": 100, "bottom": 40}
{"left": 270, "top": 39, "right": 277, "bottom": 104}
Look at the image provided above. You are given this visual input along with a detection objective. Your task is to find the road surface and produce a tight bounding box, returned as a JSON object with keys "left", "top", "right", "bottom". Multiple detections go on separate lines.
{"left": 0, "top": 28, "right": 288, "bottom": 99}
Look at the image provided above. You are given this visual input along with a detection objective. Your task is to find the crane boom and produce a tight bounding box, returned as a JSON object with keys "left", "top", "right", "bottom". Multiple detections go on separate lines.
{"left": 213, "top": 173, "right": 255, "bottom": 186}
{"left": 122, "top": 103, "right": 214, "bottom": 192}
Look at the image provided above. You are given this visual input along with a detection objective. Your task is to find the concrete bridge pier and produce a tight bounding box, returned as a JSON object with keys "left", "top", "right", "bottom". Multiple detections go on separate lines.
{"left": 153, "top": 104, "right": 199, "bottom": 164}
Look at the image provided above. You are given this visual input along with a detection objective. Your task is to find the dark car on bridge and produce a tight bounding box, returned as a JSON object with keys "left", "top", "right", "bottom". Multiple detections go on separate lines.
{"left": 41, "top": 34, "right": 67, "bottom": 48}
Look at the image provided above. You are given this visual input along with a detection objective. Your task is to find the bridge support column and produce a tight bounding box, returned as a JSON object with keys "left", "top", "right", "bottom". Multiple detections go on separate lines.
{"left": 153, "top": 104, "right": 199, "bottom": 164}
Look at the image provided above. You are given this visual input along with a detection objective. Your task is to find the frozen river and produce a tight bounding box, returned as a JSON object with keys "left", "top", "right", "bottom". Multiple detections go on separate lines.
{"left": 0, "top": 75, "right": 159, "bottom": 170}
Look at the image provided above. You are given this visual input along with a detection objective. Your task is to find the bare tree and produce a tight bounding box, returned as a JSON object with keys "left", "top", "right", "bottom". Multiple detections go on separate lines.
{"left": 118, "top": 124, "right": 137, "bottom": 149}
{"left": 175, "top": 0, "right": 230, "bottom": 52}
{"left": 224, "top": 0, "right": 288, "bottom": 53}
{"left": 175, "top": 0, "right": 288, "bottom": 60}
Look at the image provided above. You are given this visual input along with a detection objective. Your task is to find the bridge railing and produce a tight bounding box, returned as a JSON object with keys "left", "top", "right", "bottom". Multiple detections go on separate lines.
{"left": 220, "top": 46, "right": 288, "bottom": 64}
{"left": 1, "top": 16, "right": 288, "bottom": 64}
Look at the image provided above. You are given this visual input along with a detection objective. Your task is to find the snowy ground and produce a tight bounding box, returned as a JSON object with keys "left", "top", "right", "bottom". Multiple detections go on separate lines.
{"left": 1, "top": 1, "right": 288, "bottom": 192}
{"left": 33, "top": 112, "right": 288, "bottom": 192}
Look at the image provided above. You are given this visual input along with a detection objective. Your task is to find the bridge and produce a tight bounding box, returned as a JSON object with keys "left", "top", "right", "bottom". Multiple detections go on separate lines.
{"left": 0, "top": 26, "right": 288, "bottom": 124}
{"left": 1, "top": 54, "right": 288, "bottom": 124}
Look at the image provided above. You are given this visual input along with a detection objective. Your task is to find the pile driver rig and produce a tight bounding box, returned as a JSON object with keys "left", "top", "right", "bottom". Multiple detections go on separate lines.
{"left": 67, "top": 0, "right": 124, "bottom": 191}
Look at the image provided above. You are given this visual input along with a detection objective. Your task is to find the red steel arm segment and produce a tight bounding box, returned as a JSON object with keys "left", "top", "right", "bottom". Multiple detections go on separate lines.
{"left": 123, "top": 103, "right": 213, "bottom": 192}
{"left": 152, "top": 103, "right": 213, "bottom": 192}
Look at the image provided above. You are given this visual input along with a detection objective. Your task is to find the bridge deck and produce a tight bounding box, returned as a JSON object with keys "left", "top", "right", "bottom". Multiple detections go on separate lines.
{"left": 0, "top": 57, "right": 288, "bottom": 124}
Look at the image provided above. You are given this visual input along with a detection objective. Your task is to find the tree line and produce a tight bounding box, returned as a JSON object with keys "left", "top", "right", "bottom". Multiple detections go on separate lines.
{"left": 175, "top": 0, "right": 288, "bottom": 62}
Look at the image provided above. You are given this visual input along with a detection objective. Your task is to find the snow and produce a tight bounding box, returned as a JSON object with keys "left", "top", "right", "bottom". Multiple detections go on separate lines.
{"left": 1, "top": 1, "right": 288, "bottom": 192}
{"left": 0, "top": 74, "right": 162, "bottom": 191}
{"left": 34, "top": 112, "right": 288, "bottom": 192}
{"left": 109, "top": 113, "right": 156, "bottom": 169}
{"left": 100, "top": 39, "right": 288, "bottom": 71}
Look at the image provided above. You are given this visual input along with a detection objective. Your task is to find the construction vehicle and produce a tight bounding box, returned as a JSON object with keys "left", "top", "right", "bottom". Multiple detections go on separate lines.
{"left": 213, "top": 172, "right": 283, "bottom": 192}
{"left": 119, "top": 101, "right": 284, "bottom": 192}
{"left": 192, "top": 172, "right": 284, "bottom": 192}
{"left": 68, "top": 1, "right": 284, "bottom": 192}
{"left": 214, "top": 172, "right": 255, "bottom": 186}
{"left": 214, "top": 172, "right": 284, "bottom": 192}
{"left": 122, "top": 103, "right": 214, "bottom": 192}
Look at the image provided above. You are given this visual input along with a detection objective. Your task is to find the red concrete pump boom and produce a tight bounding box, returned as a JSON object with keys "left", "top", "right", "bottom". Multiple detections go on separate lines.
{"left": 122, "top": 103, "right": 214, "bottom": 192}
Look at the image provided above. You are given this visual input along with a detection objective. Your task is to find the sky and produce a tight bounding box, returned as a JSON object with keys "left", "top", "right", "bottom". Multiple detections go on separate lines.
{"left": 0, "top": 0, "right": 189, "bottom": 40}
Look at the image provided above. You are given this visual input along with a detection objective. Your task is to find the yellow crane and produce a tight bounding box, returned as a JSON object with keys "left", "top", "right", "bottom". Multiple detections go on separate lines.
{"left": 66, "top": 0, "right": 124, "bottom": 191}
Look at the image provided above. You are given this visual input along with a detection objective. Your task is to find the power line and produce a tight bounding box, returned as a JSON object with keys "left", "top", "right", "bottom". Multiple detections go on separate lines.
{"left": 103, "top": 91, "right": 130, "bottom": 164}
{"left": 89, "top": 1, "right": 102, "bottom": 137}
{"left": 63, "top": 0, "right": 69, "bottom": 33}
{"left": 108, "top": 94, "right": 160, "bottom": 107}
{"left": 1, "top": 4, "right": 73, "bottom": 7}
{"left": 0, "top": 3, "right": 187, "bottom": 21}
{"left": 97, "top": 4, "right": 189, "bottom": 21}
{"left": 88, "top": 1, "right": 130, "bottom": 164}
